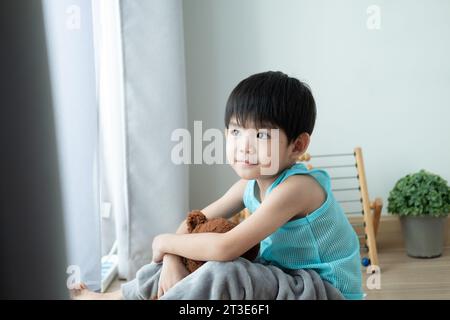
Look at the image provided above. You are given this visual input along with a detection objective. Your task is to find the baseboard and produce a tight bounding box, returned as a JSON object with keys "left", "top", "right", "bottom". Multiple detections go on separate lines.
{"left": 348, "top": 215, "right": 450, "bottom": 250}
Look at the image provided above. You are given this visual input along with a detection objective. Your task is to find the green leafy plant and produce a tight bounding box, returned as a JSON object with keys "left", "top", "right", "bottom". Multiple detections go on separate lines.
{"left": 388, "top": 170, "right": 450, "bottom": 217}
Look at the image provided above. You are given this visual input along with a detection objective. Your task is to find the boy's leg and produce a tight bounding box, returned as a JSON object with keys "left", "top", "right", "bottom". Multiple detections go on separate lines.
{"left": 70, "top": 283, "right": 123, "bottom": 300}
{"left": 121, "top": 262, "right": 163, "bottom": 300}
{"left": 160, "top": 258, "right": 277, "bottom": 300}
{"left": 70, "top": 262, "right": 162, "bottom": 300}
{"left": 160, "top": 257, "right": 344, "bottom": 300}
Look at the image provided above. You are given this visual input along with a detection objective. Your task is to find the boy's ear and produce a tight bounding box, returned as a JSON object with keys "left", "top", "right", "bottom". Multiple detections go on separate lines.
{"left": 291, "top": 133, "right": 310, "bottom": 157}
{"left": 224, "top": 128, "right": 227, "bottom": 139}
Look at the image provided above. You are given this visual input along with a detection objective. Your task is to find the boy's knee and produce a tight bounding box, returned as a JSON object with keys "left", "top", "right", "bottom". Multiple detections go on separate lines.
{"left": 122, "top": 262, "right": 162, "bottom": 300}
{"left": 203, "top": 260, "right": 231, "bottom": 268}
{"left": 198, "top": 259, "right": 243, "bottom": 275}
{"left": 136, "top": 262, "right": 161, "bottom": 279}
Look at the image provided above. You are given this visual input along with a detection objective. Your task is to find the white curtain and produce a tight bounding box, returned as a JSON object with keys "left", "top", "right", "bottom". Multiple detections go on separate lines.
{"left": 92, "top": 0, "right": 130, "bottom": 279}
{"left": 1, "top": 0, "right": 69, "bottom": 299}
{"left": 119, "top": 0, "right": 189, "bottom": 278}
{"left": 43, "top": 0, "right": 102, "bottom": 291}
{"left": 95, "top": 0, "right": 189, "bottom": 279}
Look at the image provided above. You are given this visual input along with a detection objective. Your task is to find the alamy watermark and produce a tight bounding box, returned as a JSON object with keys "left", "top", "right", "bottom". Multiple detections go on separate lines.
{"left": 171, "top": 121, "right": 280, "bottom": 175}
{"left": 66, "top": 5, "right": 81, "bottom": 30}
{"left": 366, "top": 265, "right": 381, "bottom": 290}
{"left": 367, "top": 5, "right": 381, "bottom": 30}
{"left": 66, "top": 265, "right": 82, "bottom": 289}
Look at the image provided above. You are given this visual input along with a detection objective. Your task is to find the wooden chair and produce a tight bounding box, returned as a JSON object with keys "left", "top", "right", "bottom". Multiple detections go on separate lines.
{"left": 231, "top": 147, "right": 382, "bottom": 268}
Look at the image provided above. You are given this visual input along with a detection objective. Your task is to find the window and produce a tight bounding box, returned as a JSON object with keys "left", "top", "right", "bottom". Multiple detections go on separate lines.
{"left": 92, "top": 0, "right": 126, "bottom": 292}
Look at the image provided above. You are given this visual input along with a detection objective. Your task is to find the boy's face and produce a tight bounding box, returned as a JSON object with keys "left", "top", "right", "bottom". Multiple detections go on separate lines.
{"left": 225, "top": 118, "right": 296, "bottom": 180}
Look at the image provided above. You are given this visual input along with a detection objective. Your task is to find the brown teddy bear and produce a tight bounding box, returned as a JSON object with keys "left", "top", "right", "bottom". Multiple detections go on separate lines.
{"left": 182, "top": 210, "right": 260, "bottom": 273}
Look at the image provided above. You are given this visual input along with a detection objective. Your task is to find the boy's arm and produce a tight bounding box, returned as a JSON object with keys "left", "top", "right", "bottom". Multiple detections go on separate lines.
{"left": 171, "top": 178, "right": 247, "bottom": 234}
{"left": 201, "top": 178, "right": 247, "bottom": 220}
{"left": 162, "top": 179, "right": 247, "bottom": 262}
{"left": 154, "top": 175, "right": 325, "bottom": 262}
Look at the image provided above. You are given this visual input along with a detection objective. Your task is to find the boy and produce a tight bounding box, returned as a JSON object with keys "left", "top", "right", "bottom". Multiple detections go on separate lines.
{"left": 73, "top": 71, "right": 363, "bottom": 300}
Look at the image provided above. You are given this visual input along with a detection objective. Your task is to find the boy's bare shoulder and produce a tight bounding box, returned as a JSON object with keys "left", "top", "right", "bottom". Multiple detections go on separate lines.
{"left": 286, "top": 173, "right": 320, "bottom": 186}
{"left": 283, "top": 174, "right": 326, "bottom": 215}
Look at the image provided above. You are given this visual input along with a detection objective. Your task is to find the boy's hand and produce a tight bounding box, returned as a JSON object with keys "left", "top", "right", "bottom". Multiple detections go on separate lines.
{"left": 152, "top": 234, "right": 167, "bottom": 263}
{"left": 157, "top": 254, "right": 189, "bottom": 299}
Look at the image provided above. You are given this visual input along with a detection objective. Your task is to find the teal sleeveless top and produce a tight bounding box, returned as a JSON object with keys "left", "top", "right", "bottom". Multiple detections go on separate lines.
{"left": 243, "top": 162, "right": 363, "bottom": 300}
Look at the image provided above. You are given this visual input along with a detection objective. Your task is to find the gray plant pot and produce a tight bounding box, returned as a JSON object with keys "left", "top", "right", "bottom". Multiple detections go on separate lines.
{"left": 400, "top": 216, "right": 448, "bottom": 258}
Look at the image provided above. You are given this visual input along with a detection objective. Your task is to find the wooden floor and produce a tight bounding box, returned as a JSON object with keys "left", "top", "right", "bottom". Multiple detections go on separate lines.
{"left": 109, "top": 216, "right": 450, "bottom": 300}
{"left": 106, "top": 275, "right": 124, "bottom": 293}
{"left": 361, "top": 216, "right": 450, "bottom": 300}
{"left": 362, "top": 246, "right": 450, "bottom": 299}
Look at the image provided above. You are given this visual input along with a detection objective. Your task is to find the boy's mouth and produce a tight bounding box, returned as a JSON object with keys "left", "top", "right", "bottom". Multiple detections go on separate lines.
{"left": 236, "top": 159, "right": 258, "bottom": 166}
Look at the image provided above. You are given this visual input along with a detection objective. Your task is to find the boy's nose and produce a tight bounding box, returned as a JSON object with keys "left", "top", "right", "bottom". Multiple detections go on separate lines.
{"left": 239, "top": 137, "right": 256, "bottom": 154}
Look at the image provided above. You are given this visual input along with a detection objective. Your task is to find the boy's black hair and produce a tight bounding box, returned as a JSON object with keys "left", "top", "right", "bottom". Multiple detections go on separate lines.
{"left": 224, "top": 71, "right": 316, "bottom": 144}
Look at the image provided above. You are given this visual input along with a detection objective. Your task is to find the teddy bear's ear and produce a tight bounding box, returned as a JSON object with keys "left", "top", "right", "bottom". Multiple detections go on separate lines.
{"left": 186, "top": 210, "right": 207, "bottom": 232}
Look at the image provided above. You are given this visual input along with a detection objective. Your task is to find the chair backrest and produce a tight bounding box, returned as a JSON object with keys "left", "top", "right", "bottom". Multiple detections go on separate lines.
{"left": 298, "top": 147, "right": 379, "bottom": 267}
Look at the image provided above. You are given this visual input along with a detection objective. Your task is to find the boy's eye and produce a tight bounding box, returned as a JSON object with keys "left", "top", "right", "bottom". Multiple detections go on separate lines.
{"left": 257, "top": 131, "right": 270, "bottom": 139}
{"left": 230, "top": 129, "right": 240, "bottom": 136}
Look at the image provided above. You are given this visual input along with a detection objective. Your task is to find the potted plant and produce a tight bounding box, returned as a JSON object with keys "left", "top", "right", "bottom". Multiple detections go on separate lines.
{"left": 388, "top": 169, "right": 450, "bottom": 258}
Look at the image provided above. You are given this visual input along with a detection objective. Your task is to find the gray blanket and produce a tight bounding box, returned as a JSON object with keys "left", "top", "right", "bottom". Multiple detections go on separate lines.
{"left": 121, "top": 257, "right": 344, "bottom": 300}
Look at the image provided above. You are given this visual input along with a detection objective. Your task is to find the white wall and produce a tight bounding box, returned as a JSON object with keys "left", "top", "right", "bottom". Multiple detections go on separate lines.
{"left": 183, "top": 0, "right": 450, "bottom": 213}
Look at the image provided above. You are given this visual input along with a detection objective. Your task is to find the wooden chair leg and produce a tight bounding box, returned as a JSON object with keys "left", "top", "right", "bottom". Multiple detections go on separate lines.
{"left": 370, "top": 198, "right": 383, "bottom": 237}
{"left": 355, "top": 147, "right": 379, "bottom": 267}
